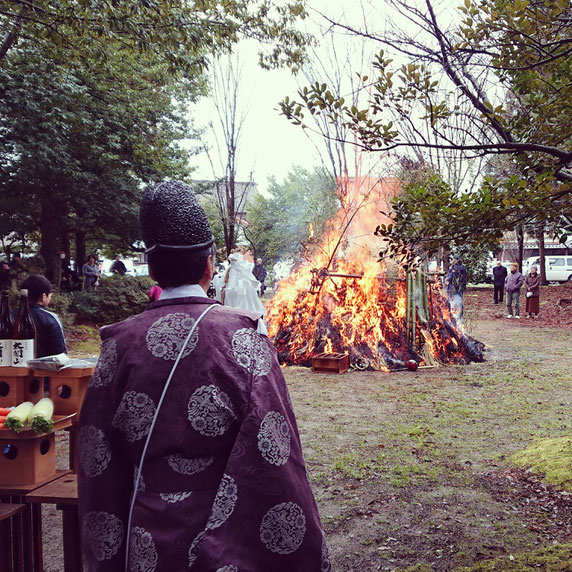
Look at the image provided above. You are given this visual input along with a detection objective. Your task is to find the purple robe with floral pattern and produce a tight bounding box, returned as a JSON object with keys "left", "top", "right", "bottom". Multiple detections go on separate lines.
{"left": 78, "top": 297, "right": 330, "bottom": 571}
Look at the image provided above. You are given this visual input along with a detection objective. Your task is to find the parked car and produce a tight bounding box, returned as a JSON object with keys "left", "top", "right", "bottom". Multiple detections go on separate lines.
{"left": 132, "top": 264, "right": 149, "bottom": 277}
{"left": 544, "top": 255, "right": 572, "bottom": 282}
{"left": 524, "top": 256, "right": 572, "bottom": 282}
{"left": 523, "top": 256, "right": 541, "bottom": 273}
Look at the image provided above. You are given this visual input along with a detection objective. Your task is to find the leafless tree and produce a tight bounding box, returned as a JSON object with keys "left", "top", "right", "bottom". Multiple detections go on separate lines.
{"left": 298, "top": 33, "right": 369, "bottom": 193}
{"left": 203, "top": 53, "right": 254, "bottom": 257}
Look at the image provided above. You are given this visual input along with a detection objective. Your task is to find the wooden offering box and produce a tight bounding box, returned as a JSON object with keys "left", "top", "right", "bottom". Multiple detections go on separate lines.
{"left": 0, "top": 415, "right": 75, "bottom": 486}
{"left": 311, "top": 352, "right": 350, "bottom": 374}
{"left": 0, "top": 367, "right": 44, "bottom": 407}
{"left": 35, "top": 366, "right": 95, "bottom": 416}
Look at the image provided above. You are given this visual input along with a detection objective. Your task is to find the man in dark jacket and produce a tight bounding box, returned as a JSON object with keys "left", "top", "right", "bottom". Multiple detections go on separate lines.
{"left": 504, "top": 262, "right": 525, "bottom": 318}
{"left": 492, "top": 261, "right": 508, "bottom": 304}
{"left": 109, "top": 255, "right": 127, "bottom": 276}
{"left": 18, "top": 274, "right": 67, "bottom": 357}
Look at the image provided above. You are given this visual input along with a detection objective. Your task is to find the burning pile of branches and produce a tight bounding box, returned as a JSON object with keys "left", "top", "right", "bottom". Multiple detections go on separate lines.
{"left": 266, "top": 177, "right": 484, "bottom": 371}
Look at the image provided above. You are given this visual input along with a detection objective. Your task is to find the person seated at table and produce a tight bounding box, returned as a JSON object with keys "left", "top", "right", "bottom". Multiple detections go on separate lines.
{"left": 18, "top": 274, "right": 67, "bottom": 357}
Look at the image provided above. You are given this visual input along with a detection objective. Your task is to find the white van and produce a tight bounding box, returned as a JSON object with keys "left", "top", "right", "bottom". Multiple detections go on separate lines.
{"left": 524, "top": 256, "right": 572, "bottom": 282}
{"left": 545, "top": 255, "right": 572, "bottom": 282}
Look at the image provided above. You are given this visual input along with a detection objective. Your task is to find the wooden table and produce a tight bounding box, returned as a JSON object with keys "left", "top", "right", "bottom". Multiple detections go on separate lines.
{"left": 0, "top": 471, "right": 69, "bottom": 572}
{"left": 0, "top": 503, "right": 26, "bottom": 572}
{"left": 26, "top": 474, "right": 81, "bottom": 572}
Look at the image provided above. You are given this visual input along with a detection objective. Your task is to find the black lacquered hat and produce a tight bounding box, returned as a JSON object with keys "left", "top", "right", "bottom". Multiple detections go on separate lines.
{"left": 140, "top": 180, "right": 214, "bottom": 254}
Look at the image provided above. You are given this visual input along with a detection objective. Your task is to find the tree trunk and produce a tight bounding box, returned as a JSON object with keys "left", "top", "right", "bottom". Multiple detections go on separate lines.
{"left": 0, "top": 6, "right": 26, "bottom": 62}
{"left": 60, "top": 230, "right": 72, "bottom": 262}
{"left": 517, "top": 225, "right": 524, "bottom": 272}
{"left": 39, "top": 194, "right": 63, "bottom": 284}
{"left": 537, "top": 224, "right": 547, "bottom": 284}
{"left": 224, "top": 177, "right": 237, "bottom": 257}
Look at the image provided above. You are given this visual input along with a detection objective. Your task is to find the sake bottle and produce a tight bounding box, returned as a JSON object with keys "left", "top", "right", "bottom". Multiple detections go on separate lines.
{"left": 12, "top": 288, "right": 36, "bottom": 367}
{"left": 0, "top": 290, "right": 14, "bottom": 367}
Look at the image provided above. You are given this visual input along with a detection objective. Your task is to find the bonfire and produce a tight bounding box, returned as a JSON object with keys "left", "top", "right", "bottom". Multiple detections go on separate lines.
{"left": 266, "top": 176, "right": 484, "bottom": 371}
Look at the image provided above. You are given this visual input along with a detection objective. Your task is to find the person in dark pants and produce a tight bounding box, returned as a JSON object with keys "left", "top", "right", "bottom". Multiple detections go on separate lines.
{"left": 492, "top": 261, "right": 508, "bottom": 304}
{"left": 0, "top": 261, "right": 10, "bottom": 290}
{"left": 505, "top": 262, "right": 525, "bottom": 318}
{"left": 253, "top": 258, "right": 267, "bottom": 296}
{"left": 445, "top": 257, "right": 467, "bottom": 321}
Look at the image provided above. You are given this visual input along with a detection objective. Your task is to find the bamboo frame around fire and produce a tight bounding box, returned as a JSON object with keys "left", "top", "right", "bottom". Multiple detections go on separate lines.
{"left": 309, "top": 268, "right": 364, "bottom": 294}
{"left": 406, "top": 267, "right": 431, "bottom": 350}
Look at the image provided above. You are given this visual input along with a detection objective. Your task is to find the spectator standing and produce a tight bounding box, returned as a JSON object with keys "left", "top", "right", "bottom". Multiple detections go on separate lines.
{"left": 492, "top": 261, "right": 508, "bottom": 304}
{"left": 524, "top": 265, "right": 541, "bottom": 318}
{"left": 0, "top": 261, "right": 10, "bottom": 290}
{"left": 18, "top": 275, "right": 67, "bottom": 357}
{"left": 252, "top": 257, "right": 268, "bottom": 296}
{"left": 445, "top": 257, "right": 467, "bottom": 321}
{"left": 77, "top": 180, "right": 329, "bottom": 570}
{"left": 10, "top": 253, "right": 25, "bottom": 272}
{"left": 82, "top": 255, "right": 100, "bottom": 292}
{"left": 505, "top": 262, "right": 525, "bottom": 318}
{"left": 110, "top": 255, "right": 127, "bottom": 276}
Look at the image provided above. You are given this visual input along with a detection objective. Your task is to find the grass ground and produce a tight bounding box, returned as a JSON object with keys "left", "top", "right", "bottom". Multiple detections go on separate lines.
{"left": 44, "top": 284, "right": 571, "bottom": 571}
{"left": 288, "top": 285, "right": 571, "bottom": 571}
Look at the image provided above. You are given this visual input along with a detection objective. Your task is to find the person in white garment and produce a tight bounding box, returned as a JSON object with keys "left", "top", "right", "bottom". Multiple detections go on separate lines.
{"left": 222, "top": 253, "right": 266, "bottom": 316}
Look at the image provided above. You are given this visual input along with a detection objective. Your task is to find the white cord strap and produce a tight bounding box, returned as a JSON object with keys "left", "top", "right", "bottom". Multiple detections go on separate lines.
{"left": 124, "top": 303, "right": 216, "bottom": 570}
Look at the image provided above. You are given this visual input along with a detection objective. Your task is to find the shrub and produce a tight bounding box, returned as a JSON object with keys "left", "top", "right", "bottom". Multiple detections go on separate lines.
{"left": 68, "top": 276, "right": 154, "bottom": 325}
{"left": 96, "top": 276, "right": 153, "bottom": 324}
{"left": 68, "top": 291, "right": 103, "bottom": 322}
{"left": 49, "top": 291, "right": 74, "bottom": 329}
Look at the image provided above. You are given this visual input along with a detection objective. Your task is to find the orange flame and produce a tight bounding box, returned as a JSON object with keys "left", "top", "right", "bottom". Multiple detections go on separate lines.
{"left": 266, "top": 177, "right": 483, "bottom": 370}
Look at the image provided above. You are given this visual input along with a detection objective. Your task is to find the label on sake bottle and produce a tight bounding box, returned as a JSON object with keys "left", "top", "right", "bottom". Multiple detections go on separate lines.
{"left": 12, "top": 339, "right": 34, "bottom": 367}
{"left": 0, "top": 339, "right": 12, "bottom": 366}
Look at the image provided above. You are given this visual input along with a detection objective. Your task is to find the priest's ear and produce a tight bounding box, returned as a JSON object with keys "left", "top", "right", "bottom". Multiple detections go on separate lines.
{"left": 203, "top": 253, "right": 215, "bottom": 283}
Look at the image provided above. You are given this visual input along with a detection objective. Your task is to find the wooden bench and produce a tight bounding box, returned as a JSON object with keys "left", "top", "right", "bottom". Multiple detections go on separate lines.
{"left": 0, "top": 503, "right": 26, "bottom": 572}
{"left": 0, "top": 471, "right": 69, "bottom": 572}
{"left": 26, "top": 473, "right": 81, "bottom": 572}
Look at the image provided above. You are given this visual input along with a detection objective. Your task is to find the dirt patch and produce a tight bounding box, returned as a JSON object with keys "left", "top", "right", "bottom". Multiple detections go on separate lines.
{"left": 465, "top": 282, "right": 572, "bottom": 328}
{"left": 476, "top": 468, "right": 572, "bottom": 543}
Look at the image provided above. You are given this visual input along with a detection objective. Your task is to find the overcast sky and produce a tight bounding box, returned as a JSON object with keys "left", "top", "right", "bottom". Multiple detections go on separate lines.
{"left": 186, "top": 0, "right": 386, "bottom": 194}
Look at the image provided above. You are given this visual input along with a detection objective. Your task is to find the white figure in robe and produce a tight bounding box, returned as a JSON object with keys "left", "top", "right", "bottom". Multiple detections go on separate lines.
{"left": 222, "top": 253, "right": 266, "bottom": 316}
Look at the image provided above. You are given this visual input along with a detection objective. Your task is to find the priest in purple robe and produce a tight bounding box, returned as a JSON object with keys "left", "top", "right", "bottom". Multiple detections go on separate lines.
{"left": 77, "top": 180, "right": 331, "bottom": 571}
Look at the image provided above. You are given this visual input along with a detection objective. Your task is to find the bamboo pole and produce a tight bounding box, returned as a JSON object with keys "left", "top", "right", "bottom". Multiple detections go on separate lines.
{"left": 406, "top": 270, "right": 412, "bottom": 345}
{"left": 418, "top": 267, "right": 429, "bottom": 325}
{"left": 411, "top": 271, "right": 416, "bottom": 348}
